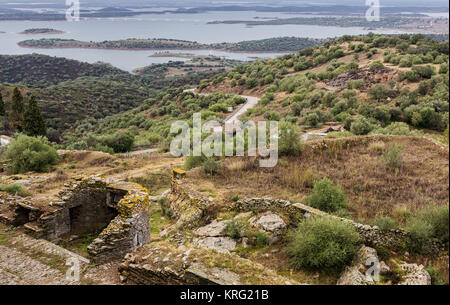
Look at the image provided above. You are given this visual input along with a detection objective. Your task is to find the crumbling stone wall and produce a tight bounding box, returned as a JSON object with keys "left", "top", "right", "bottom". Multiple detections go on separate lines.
{"left": 231, "top": 198, "right": 445, "bottom": 254}
{"left": 163, "top": 178, "right": 217, "bottom": 229}
{"left": 118, "top": 242, "right": 299, "bottom": 285}
{"left": 0, "top": 176, "right": 151, "bottom": 264}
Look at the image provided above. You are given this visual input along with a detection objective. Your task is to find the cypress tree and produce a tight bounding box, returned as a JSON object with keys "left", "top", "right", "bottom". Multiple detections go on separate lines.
{"left": 10, "top": 87, "right": 24, "bottom": 131}
{"left": 0, "top": 93, "right": 5, "bottom": 116}
{"left": 23, "top": 95, "right": 47, "bottom": 137}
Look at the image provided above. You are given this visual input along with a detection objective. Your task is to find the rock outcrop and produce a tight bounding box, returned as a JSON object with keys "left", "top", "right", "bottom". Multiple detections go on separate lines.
{"left": 337, "top": 246, "right": 432, "bottom": 285}
{"left": 118, "top": 242, "right": 300, "bottom": 285}
{"left": 398, "top": 263, "right": 431, "bottom": 285}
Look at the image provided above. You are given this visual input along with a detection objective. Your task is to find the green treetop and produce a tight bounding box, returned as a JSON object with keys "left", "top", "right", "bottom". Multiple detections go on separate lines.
{"left": 10, "top": 87, "right": 24, "bottom": 131}
{"left": 23, "top": 95, "right": 47, "bottom": 137}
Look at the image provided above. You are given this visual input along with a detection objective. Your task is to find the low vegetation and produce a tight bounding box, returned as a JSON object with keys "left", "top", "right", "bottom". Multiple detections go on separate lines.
{"left": 305, "top": 178, "right": 346, "bottom": 213}
{"left": 285, "top": 217, "right": 361, "bottom": 273}
{"left": 2, "top": 134, "right": 59, "bottom": 174}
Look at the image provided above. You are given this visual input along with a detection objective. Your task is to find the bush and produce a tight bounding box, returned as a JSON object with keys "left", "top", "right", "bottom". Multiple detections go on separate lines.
{"left": 412, "top": 65, "right": 436, "bottom": 79}
{"left": 225, "top": 220, "right": 246, "bottom": 239}
{"left": 398, "top": 70, "right": 420, "bottom": 82}
{"left": 426, "top": 265, "right": 445, "bottom": 285}
{"left": 381, "top": 144, "right": 403, "bottom": 170}
{"left": 371, "top": 122, "right": 424, "bottom": 137}
{"left": 252, "top": 232, "right": 270, "bottom": 248}
{"left": 304, "top": 112, "right": 320, "bottom": 127}
{"left": 285, "top": 217, "right": 361, "bottom": 272}
{"left": 100, "top": 130, "right": 135, "bottom": 153}
{"left": 346, "top": 79, "right": 365, "bottom": 90}
{"left": 405, "top": 220, "right": 434, "bottom": 254}
{"left": 305, "top": 178, "right": 346, "bottom": 212}
{"left": 230, "top": 194, "right": 240, "bottom": 202}
{"left": 405, "top": 203, "right": 449, "bottom": 253}
{"left": 369, "top": 60, "right": 384, "bottom": 70}
{"left": 278, "top": 122, "right": 303, "bottom": 156}
{"left": 350, "top": 116, "right": 375, "bottom": 135}
{"left": 184, "top": 154, "right": 207, "bottom": 170}
{"left": 3, "top": 134, "right": 59, "bottom": 174}
{"left": 373, "top": 216, "right": 397, "bottom": 231}
{"left": 263, "top": 111, "right": 280, "bottom": 121}
{"left": 368, "top": 84, "right": 396, "bottom": 101}
{"left": 202, "top": 157, "right": 222, "bottom": 175}
{"left": 0, "top": 183, "right": 31, "bottom": 197}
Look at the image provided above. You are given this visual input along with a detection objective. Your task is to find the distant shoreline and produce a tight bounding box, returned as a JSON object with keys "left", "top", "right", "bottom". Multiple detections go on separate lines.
{"left": 17, "top": 43, "right": 294, "bottom": 54}
{"left": 17, "top": 37, "right": 325, "bottom": 53}
{"left": 18, "top": 28, "right": 67, "bottom": 35}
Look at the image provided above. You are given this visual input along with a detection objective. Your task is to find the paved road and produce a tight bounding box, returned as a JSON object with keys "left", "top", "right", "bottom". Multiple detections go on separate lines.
{"left": 225, "top": 95, "right": 260, "bottom": 125}
{"left": 183, "top": 88, "right": 329, "bottom": 141}
{"left": 183, "top": 88, "right": 261, "bottom": 126}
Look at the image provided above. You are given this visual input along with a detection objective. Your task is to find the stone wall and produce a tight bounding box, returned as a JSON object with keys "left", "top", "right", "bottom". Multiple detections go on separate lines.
{"left": 231, "top": 198, "right": 445, "bottom": 253}
{"left": 118, "top": 242, "right": 299, "bottom": 285}
{"left": 0, "top": 176, "right": 151, "bottom": 264}
{"left": 163, "top": 178, "right": 217, "bottom": 230}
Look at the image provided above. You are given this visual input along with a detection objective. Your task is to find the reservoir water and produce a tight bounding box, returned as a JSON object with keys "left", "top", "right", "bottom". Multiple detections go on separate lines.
{"left": 0, "top": 11, "right": 408, "bottom": 72}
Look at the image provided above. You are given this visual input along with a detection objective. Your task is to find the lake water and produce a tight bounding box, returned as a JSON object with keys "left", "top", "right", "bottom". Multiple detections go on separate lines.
{"left": 0, "top": 11, "right": 409, "bottom": 72}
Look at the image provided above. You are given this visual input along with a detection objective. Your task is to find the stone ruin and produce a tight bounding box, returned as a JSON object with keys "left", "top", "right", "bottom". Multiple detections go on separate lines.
{"left": 0, "top": 176, "right": 151, "bottom": 264}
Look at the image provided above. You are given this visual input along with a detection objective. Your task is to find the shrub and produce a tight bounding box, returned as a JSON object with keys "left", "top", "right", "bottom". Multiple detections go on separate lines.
{"left": 371, "top": 122, "right": 424, "bottom": 137}
{"left": 426, "top": 265, "right": 445, "bottom": 285}
{"left": 381, "top": 144, "right": 403, "bottom": 170}
{"left": 278, "top": 122, "right": 303, "bottom": 156}
{"left": 100, "top": 130, "right": 135, "bottom": 153}
{"left": 230, "top": 194, "right": 240, "bottom": 202}
{"left": 398, "top": 70, "right": 420, "bottom": 82}
{"left": 202, "top": 157, "right": 222, "bottom": 175}
{"left": 252, "top": 232, "right": 270, "bottom": 248}
{"left": 368, "top": 84, "right": 396, "bottom": 101}
{"left": 412, "top": 65, "right": 436, "bottom": 79}
{"left": 0, "top": 183, "right": 31, "bottom": 197}
{"left": 350, "top": 116, "right": 375, "bottom": 135}
{"left": 3, "top": 134, "right": 59, "bottom": 174}
{"left": 373, "top": 216, "right": 397, "bottom": 231}
{"left": 263, "top": 111, "right": 280, "bottom": 121}
{"left": 405, "top": 220, "right": 434, "bottom": 254}
{"left": 305, "top": 178, "right": 346, "bottom": 212}
{"left": 304, "top": 112, "right": 320, "bottom": 127}
{"left": 346, "top": 79, "right": 365, "bottom": 90}
{"left": 285, "top": 217, "right": 361, "bottom": 272}
{"left": 415, "top": 203, "right": 449, "bottom": 243}
{"left": 184, "top": 154, "right": 207, "bottom": 170}
{"left": 369, "top": 60, "right": 384, "bottom": 70}
{"left": 225, "top": 220, "right": 246, "bottom": 239}
{"left": 405, "top": 203, "right": 449, "bottom": 253}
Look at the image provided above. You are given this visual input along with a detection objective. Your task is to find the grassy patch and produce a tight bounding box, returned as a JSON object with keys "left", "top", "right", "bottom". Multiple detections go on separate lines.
{"left": 0, "top": 183, "right": 31, "bottom": 197}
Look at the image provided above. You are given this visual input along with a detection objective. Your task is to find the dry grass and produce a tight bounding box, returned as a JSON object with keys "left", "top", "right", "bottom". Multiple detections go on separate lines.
{"left": 187, "top": 135, "right": 449, "bottom": 222}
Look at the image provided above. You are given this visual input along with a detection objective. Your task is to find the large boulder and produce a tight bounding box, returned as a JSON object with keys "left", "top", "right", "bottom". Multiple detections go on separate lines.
{"left": 194, "top": 219, "right": 230, "bottom": 237}
{"left": 249, "top": 213, "right": 286, "bottom": 233}
{"left": 398, "top": 263, "right": 431, "bottom": 285}
{"left": 337, "top": 246, "right": 379, "bottom": 285}
{"left": 193, "top": 236, "right": 237, "bottom": 254}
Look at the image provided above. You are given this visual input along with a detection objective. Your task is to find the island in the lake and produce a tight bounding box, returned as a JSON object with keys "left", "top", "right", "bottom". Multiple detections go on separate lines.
{"left": 17, "top": 37, "right": 325, "bottom": 53}
{"left": 134, "top": 55, "right": 242, "bottom": 78}
{"left": 19, "top": 28, "right": 66, "bottom": 35}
